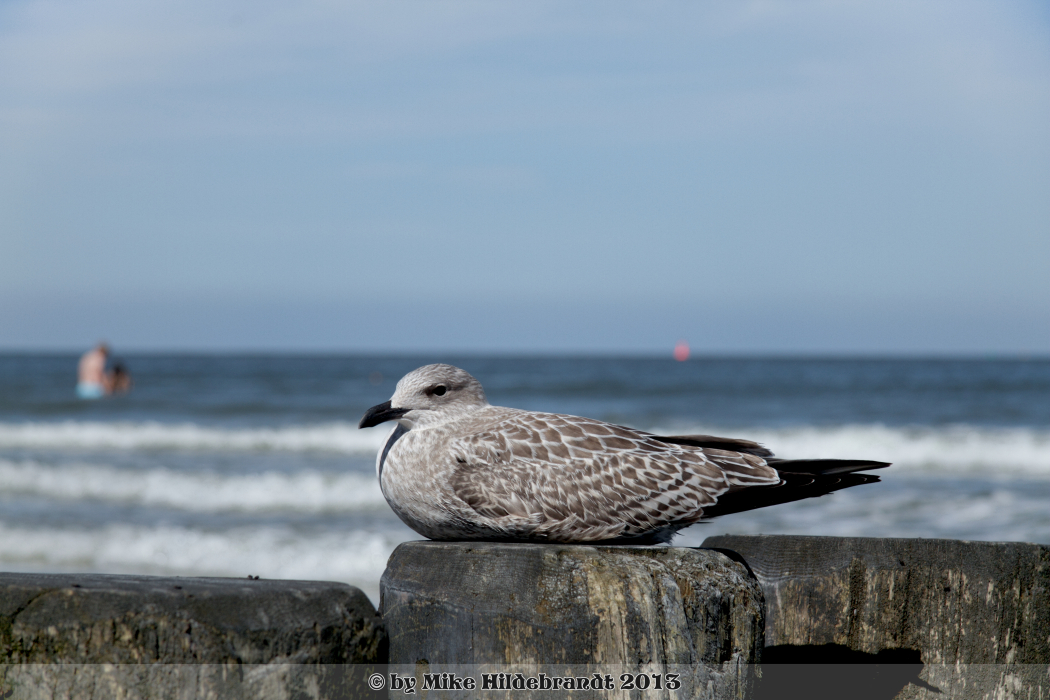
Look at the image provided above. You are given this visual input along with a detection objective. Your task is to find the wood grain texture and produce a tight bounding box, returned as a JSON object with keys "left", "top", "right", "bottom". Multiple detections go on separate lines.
{"left": 0, "top": 572, "right": 387, "bottom": 699}
{"left": 702, "top": 535, "right": 1050, "bottom": 699}
{"left": 381, "top": 541, "right": 764, "bottom": 699}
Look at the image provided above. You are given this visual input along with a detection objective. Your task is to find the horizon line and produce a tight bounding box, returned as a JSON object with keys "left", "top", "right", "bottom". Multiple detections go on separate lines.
{"left": 1, "top": 347, "right": 1047, "bottom": 361}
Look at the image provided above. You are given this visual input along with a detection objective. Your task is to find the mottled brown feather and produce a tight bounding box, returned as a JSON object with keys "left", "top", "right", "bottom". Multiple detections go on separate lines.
{"left": 446, "top": 409, "right": 777, "bottom": 541}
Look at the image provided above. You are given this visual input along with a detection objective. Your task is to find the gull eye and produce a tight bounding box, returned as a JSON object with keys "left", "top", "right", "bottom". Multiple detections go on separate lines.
{"left": 432, "top": 385, "right": 447, "bottom": 397}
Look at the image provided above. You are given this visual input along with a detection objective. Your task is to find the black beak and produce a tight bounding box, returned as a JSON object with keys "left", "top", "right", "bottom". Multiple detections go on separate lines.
{"left": 358, "top": 400, "right": 410, "bottom": 429}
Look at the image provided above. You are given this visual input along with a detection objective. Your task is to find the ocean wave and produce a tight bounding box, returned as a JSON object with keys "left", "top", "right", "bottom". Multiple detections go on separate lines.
{"left": 0, "top": 421, "right": 387, "bottom": 454}
{"left": 0, "top": 523, "right": 399, "bottom": 603}
{"left": 0, "top": 478, "right": 1045, "bottom": 608}
{"left": 676, "top": 478, "right": 1050, "bottom": 546}
{"left": 0, "top": 459, "right": 387, "bottom": 512}
{"left": 727, "top": 425, "right": 1050, "bottom": 476}
{"left": 0, "top": 420, "right": 1047, "bottom": 475}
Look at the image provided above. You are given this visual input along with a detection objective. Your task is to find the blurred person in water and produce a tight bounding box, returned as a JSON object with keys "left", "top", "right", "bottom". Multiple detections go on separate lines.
{"left": 109, "top": 361, "right": 133, "bottom": 394}
{"left": 76, "top": 342, "right": 110, "bottom": 399}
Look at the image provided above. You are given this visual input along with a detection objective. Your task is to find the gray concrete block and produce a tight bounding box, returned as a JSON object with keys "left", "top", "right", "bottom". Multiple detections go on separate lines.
{"left": 380, "top": 541, "right": 764, "bottom": 699}
{"left": 0, "top": 572, "right": 387, "bottom": 700}
{"left": 702, "top": 535, "right": 1050, "bottom": 699}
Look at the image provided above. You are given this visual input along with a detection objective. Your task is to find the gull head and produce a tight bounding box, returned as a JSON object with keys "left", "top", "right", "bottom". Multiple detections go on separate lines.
{"left": 359, "top": 364, "right": 489, "bottom": 430}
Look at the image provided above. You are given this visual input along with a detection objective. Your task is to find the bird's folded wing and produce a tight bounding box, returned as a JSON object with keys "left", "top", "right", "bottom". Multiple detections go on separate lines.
{"left": 445, "top": 412, "right": 773, "bottom": 538}
{"left": 651, "top": 434, "right": 774, "bottom": 458}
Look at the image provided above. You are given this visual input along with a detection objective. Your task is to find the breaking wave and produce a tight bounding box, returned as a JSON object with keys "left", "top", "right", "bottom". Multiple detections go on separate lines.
{"left": 0, "top": 420, "right": 386, "bottom": 454}
{"left": 0, "top": 523, "right": 399, "bottom": 603}
{"left": 0, "top": 420, "right": 1046, "bottom": 475}
{"left": 728, "top": 424, "right": 1050, "bottom": 476}
{"left": 0, "top": 459, "right": 386, "bottom": 512}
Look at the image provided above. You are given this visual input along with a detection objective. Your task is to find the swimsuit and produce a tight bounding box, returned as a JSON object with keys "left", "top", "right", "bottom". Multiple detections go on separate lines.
{"left": 77, "top": 383, "right": 105, "bottom": 399}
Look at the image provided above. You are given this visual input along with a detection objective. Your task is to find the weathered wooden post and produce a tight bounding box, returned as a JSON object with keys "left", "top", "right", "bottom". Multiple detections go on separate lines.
{"left": 0, "top": 573, "right": 387, "bottom": 699}
{"left": 380, "top": 542, "right": 765, "bottom": 699}
{"left": 703, "top": 535, "right": 1050, "bottom": 699}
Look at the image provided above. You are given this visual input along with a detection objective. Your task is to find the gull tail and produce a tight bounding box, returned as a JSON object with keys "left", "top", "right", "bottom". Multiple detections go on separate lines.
{"left": 699, "top": 458, "right": 890, "bottom": 519}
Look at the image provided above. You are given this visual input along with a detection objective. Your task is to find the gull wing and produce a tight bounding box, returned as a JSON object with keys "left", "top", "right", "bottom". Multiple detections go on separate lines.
{"left": 447, "top": 411, "right": 779, "bottom": 542}
{"left": 650, "top": 434, "right": 774, "bottom": 458}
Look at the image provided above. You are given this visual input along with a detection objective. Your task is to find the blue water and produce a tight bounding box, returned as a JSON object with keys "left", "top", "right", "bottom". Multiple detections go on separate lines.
{"left": 5, "top": 355, "right": 1048, "bottom": 427}
{"left": 1, "top": 354, "right": 1047, "bottom": 602}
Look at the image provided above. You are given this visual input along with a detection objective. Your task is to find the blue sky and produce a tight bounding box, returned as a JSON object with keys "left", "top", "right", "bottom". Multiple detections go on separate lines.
{"left": 1, "top": 0, "right": 1047, "bottom": 354}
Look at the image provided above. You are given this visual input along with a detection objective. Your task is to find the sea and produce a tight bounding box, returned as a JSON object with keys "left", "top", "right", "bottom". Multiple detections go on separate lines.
{"left": 1, "top": 354, "right": 1047, "bottom": 604}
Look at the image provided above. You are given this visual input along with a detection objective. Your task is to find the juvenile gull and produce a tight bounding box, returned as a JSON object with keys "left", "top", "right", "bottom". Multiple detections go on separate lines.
{"left": 359, "top": 364, "right": 889, "bottom": 543}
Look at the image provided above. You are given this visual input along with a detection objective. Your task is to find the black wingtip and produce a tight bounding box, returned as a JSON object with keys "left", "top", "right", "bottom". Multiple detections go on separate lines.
{"left": 768, "top": 459, "right": 891, "bottom": 476}
{"left": 699, "top": 471, "right": 884, "bottom": 519}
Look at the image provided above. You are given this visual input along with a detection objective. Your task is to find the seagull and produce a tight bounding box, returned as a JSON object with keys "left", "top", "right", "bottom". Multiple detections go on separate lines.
{"left": 359, "top": 364, "right": 889, "bottom": 543}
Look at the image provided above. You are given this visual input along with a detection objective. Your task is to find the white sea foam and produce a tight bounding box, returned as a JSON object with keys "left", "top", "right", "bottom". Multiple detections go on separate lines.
{"left": 0, "top": 420, "right": 1047, "bottom": 475}
{"left": 665, "top": 424, "right": 1050, "bottom": 477}
{"left": 0, "top": 421, "right": 386, "bottom": 454}
{"left": 0, "top": 459, "right": 386, "bottom": 512}
{"left": 677, "top": 477, "right": 1050, "bottom": 546}
{"left": 1, "top": 478, "right": 1044, "bottom": 609}
{"left": 0, "top": 523, "right": 402, "bottom": 603}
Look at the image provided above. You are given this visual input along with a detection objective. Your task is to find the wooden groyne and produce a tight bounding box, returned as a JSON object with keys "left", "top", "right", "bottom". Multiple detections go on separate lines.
{"left": 701, "top": 535, "right": 1050, "bottom": 699}
{"left": 0, "top": 573, "right": 386, "bottom": 699}
{"left": 381, "top": 542, "right": 763, "bottom": 699}
{"left": 1, "top": 536, "right": 1047, "bottom": 699}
